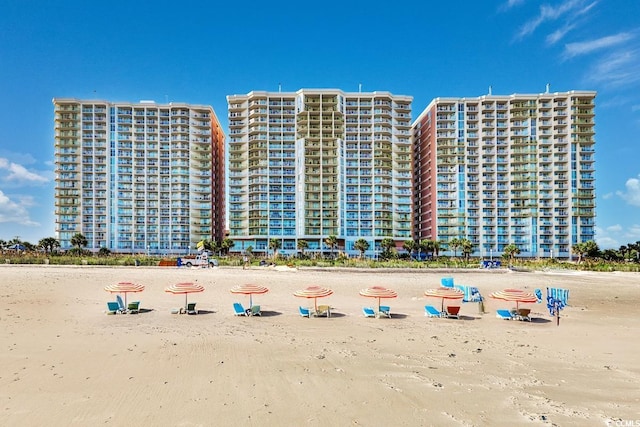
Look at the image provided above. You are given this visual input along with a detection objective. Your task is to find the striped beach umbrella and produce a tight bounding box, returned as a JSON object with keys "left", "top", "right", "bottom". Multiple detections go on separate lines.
{"left": 424, "top": 287, "right": 464, "bottom": 312}
{"left": 294, "top": 286, "right": 333, "bottom": 311}
{"left": 165, "top": 282, "right": 205, "bottom": 309}
{"left": 104, "top": 282, "right": 145, "bottom": 306}
{"left": 359, "top": 286, "right": 398, "bottom": 312}
{"left": 490, "top": 288, "right": 538, "bottom": 310}
{"left": 230, "top": 284, "right": 269, "bottom": 308}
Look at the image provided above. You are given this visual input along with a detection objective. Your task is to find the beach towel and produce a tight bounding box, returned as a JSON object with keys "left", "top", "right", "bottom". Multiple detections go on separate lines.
{"left": 547, "top": 287, "right": 569, "bottom": 305}
{"left": 456, "top": 285, "right": 482, "bottom": 302}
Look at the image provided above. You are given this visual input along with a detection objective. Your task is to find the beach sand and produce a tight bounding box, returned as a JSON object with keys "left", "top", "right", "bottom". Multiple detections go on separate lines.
{"left": 1, "top": 265, "right": 638, "bottom": 426}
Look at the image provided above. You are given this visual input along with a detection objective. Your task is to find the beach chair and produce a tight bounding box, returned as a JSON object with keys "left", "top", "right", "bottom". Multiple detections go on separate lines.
{"left": 186, "top": 302, "right": 198, "bottom": 315}
{"left": 298, "top": 306, "right": 311, "bottom": 318}
{"left": 441, "top": 277, "right": 454, "bottom": 288}
{"left": 445, "top": 306, "right": 461, "bottom": 319}
{"left": 116, "top": 295, "right": 126, "bottom": 313}
{"left": 250, "top": 305, "right": 261, "bottom": 316}
{"left": 106, "top": 301, "right": 120, "bottom": 315}
{"left": 516, "top": 308, "right": 531, "bottom": 322}
{"left": 496, "top": 309, "right": 514, "bottom": 320}
{"left": 424, "top": 305, "right": 442, "bottom": 318}
{"left": 362, "top": 307, "right": 376, "bottom": 318}
{"left": 315, "top": 305, "right": 331, "bottom": 317}
{"left": 233, "top": 302, "right": 248, "bottom": 316}
{"left": 127, "top": 301, "right": 140, "bottom": 314}
{"left": 379, "top": 305, "right": 391, "bottom": 318}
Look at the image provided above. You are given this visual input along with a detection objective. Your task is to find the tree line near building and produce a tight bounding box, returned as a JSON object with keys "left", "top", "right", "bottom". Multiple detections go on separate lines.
{"left": 1, "top": 234, "right": 639, "bottom": 270}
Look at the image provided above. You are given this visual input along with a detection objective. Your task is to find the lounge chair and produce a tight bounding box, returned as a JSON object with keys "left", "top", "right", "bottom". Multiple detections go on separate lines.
{"left": 299, "top": 306, "right": 311, "bottom": 318}
{"left": 362, "top": 307, "right": 376, "bottom": 318}
{"left": 424, "top": 305, "right": 442, "bottom": 318}
{"left": 250, "top": 305, "right": 261, "bottom": 316}
{"left": 516, "top": 308, "right": 531, "bottom": 321}
{"left": 127, "top": 301, "right": 140, "bottom": 314}
{"left": 445, "top": 306, "right": 461, "bottom": 319}
{"left": 106, "top": 301, "right": 120, "bottom": 315}
{"left": 315, "top": 304, "right": 331, "bottom": 317}
{"left": 233, "top": 302, "right": 248, "bottom": 316}
{"left": 187, "top": 302, "right": 198, "bottom": 315}
{"left": 496, "top": 309, "right": 514, "bottom": 320}
{"left": 379, "top": 305, "right": 391, "bottom": 318}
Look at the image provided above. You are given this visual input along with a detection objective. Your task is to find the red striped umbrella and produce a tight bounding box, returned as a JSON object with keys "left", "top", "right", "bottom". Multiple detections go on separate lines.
{"left": 359, "top": 286, "right": 397, "bottom": 311}
{"left": 294, "top": 286, "right": 333, "bottom": 311}
{"left": 424, "top": 287, "right": 464, "bottom": 312}
{"left": 104, "top": 282, "right": 145, "bottom": 306}
{"left": 490, "top": 288, "right": 537, "bottom": 310}
{"left": 230, "top": 284, "right": 269, "bottom": 308}
{"left": 165, "top": 282, "right": 205, "bottom": 309}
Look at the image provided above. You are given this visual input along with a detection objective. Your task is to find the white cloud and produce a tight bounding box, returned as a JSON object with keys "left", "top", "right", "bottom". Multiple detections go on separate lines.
{"left": 631, "top": 104, "right": 640, "bottom": 112}
{"left": 503, "top": 0, "right": 526, "bottom": 9}
{"left": 516, "top": 0, "right": 588, "bottom": 40}
{"left": 564, "top": 32, "right": 635, "bottom": 58}
{"left": 587, "top": 48, "right": 640, "bottom": 88}
{"left": 547, "top": 23, "right": 577, "bottom": 45}
{"left": 607, "top": 224, "right": 623, "bottom": 232}
{"left": 0, "top": 190, "right": 39, "bottom": 226}
{"left": 0, "top": 157, "right": 49, "bottom": 184}
{"left": 616, "top": 176, "right": 640, "bottom": 206}
{"left": 602, "top": 192, "right": 613, "bottom": 199}
{"left": 595, "top": 224, "right": 640, "bottom": 249}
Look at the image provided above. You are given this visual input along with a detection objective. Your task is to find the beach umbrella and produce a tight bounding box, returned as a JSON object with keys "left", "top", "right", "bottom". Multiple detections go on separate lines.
{"left": 490, "top": 288, "right": 538, "bottom": 310}
{"left": 104, "top": 281, "right": 145, "bottom": 306}
{"left": 230, "top": 284, "right": 269, "bottom": 308}
{"left": 293, "top": 286, "right": 333, "bottom": 312}
{"left": 359, "top": 286, "right": 398, "bottom": 312}
{"left": 165, "top": 282, "right": 205, "bottom": 310}
{"left": 424, "top": 287, "right": 464, "bottom": 312}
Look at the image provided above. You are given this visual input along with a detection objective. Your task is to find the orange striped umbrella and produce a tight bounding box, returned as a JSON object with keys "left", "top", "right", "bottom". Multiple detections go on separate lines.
{"left": 294, "top": 286, "right": 333, "bottom": 311}
{"left": 165, "top": 282, "right": 205, "bottom": 309}
{"left": 490, "top": 288, "right": 537, "bottom": 310}
{"left": 104, "top": 282, "right": 145, "bottom": 306}
{"left": 359, "top": 286, "right": 397, "bottom": 311}
{"left": 424, "top": 287, "right": 464, "bottom": 311}
{"left": 230, "top": 284, "right": 269, "bottom": 307}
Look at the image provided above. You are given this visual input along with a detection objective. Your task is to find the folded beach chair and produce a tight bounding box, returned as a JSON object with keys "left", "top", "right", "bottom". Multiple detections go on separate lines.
{"left": 116, "top": 295, "right": 126, "bottom": 313}
{"left": 127, "top": 301, "right": 140, "bottom": 314}
{"left": 250, "top": 305, "right": 261, "bottom": 316}
{"left": 547, "top": 287, "right": 569, "bottom": 306}
{"left": 233, "top": 302, "right": 248, "bottom": 316}
{"left": 445, "top": 306, "right": 460, "bottom": 319}
{"left": 424, "top": 305, "right": 442, "bottom": 318}
{"left": 362, "top": 307, "right": 376, "bottom": 318}
{"left": 298, "top": 306, "right": 311, "bottom": 318}
{"left": 186, "top": 302, "right": 198, "bottom": 315}
{"left": 379, "top": 305, "right": 391, "bottom": 318}
{"left": 106, "top": 301, "right": 120, "bottom": 315}
{"left": 496, "top": 309, "right": 514, "bottom": 320}
{"left": 441, "top": 277, "right": 454, "bottom": 288}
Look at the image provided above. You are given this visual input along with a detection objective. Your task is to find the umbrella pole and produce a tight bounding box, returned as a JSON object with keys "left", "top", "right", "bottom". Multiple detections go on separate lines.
{"left": 185, "top": 294, "right": 188, "bottom": 310}
{"left": 250, "top": 294, "right": 253, "bottom": 308}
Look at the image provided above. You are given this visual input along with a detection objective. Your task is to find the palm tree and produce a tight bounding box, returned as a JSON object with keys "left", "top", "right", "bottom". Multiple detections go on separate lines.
{"left": 269, "top": 238, "right": 282, "bottom": 259}
{"left": 70, "top": 233, "right": 88, "bottom": 250}
{"left": 379, "top": 238, "right": 395, "bottom": 259}
{"left": 403, "top": 240, "right": 417, "bottom": 259}
{"left": 503, "top": 243, "right": 520, "bottom": 264}
{"left": 220, "top": 238, "right": 234, "bottom": 255}
{"left": 460, "top": 238, "right": 473, "bottom": 261}
{"left": 353, "top": 238, "right": 369, "bottom": 259}
{"left": 448, "top": 238, "right": 461, "bottom": 258}
{"left": 38, "top": 237, "right": 60, "bottom": 254}
{"left": 432, "top": 240, "right": 441, "bottom": 258}
{"left": 324, "top": 235, "right": 338, "bottom": 258}
{"left": 297, "top": 239, "right": 308, "bottom": 258}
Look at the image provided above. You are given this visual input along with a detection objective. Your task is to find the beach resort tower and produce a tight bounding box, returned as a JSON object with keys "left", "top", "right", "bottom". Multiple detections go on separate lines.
{"left": 53, "top": 99, "right": 225, "bottom": 254}
{"left": 411, "top": 90, "right": 596, "bottom": 259}
{"left": 226, "top": 89, "right": 413, "bottom": 258}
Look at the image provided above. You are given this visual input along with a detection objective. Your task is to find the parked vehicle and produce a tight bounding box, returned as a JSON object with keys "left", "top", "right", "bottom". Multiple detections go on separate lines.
{"left": 180, "top": 252, "right": 218, "bottom": 268}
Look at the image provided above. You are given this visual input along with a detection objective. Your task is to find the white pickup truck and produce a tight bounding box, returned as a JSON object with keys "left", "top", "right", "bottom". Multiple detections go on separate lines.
{"left": 180, "top": 253, "right": 218, "bottom": 268}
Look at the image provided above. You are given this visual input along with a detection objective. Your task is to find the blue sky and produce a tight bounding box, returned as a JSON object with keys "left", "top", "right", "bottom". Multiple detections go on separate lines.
{"left": 1, "top": 0, "right": 639, "bottom": 249}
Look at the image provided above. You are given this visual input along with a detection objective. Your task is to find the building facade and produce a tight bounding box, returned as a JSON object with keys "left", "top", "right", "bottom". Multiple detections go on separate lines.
{"left": 412, "top": 91, "right": 596, "bottom": 259}
{"left": 226, "top": 89, "right": 412, "bottom": 257}
{"left": 53, "top": 99, "right": 225, "bottom": 254}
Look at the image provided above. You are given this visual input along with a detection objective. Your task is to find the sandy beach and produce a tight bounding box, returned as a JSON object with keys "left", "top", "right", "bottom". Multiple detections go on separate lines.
{"left": 1, "top": 264, "right": 638, "bottom": 426}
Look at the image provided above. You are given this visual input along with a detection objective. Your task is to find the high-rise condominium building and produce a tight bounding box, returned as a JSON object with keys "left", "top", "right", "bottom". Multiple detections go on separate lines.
{"left": 226, "top": 89, "right": 412, "bottom": 257}
{"left": 412, "top": 91, "right": 596, "bottom": 259}
{"left": 53, "top": 99, "right": 225, "bottom": 254}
